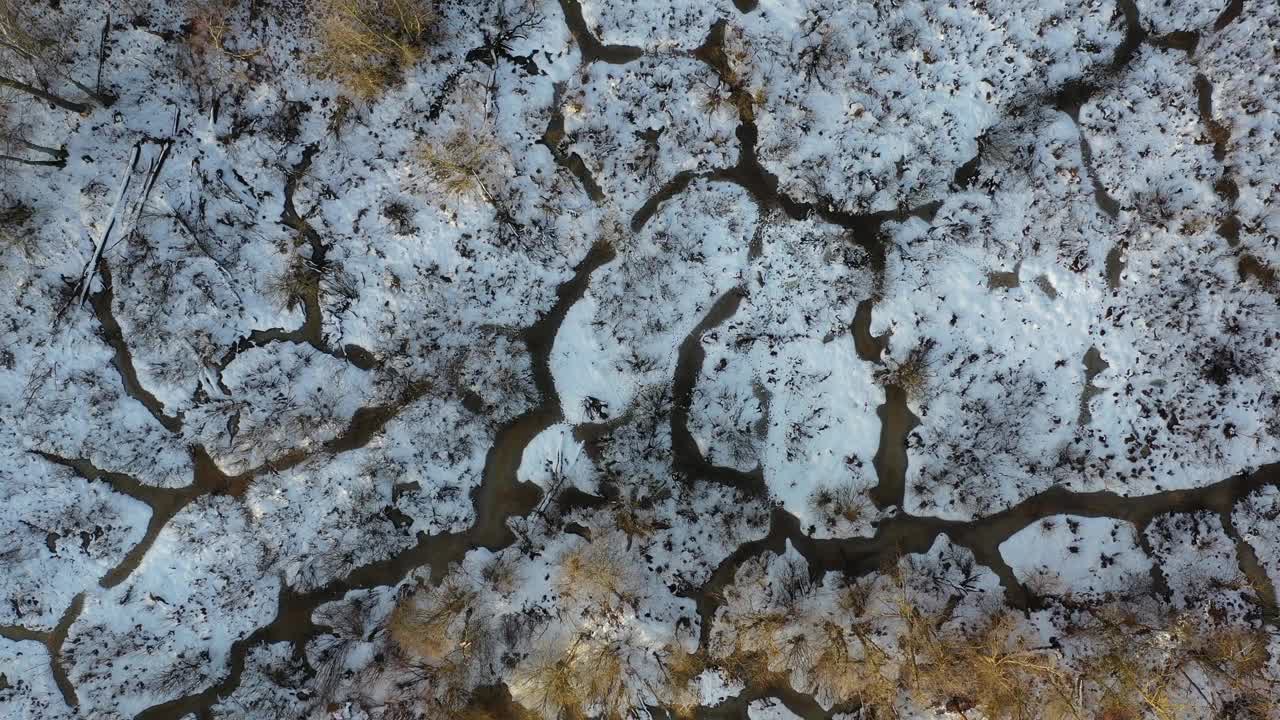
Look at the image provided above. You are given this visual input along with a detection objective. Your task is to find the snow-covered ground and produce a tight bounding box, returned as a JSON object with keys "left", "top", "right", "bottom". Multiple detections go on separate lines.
{"left": 2, "top": 0, "right": 1279, "bottom": 717}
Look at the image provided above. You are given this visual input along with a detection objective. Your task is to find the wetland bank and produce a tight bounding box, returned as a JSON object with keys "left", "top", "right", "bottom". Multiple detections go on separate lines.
{"left": 2, "top": 0, "right": 1279, "bottom": 717}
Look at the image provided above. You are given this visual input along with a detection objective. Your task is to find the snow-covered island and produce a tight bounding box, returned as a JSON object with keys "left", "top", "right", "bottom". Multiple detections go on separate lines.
{"left": 2, "top": 0, "right": 1279, "bottom": 717}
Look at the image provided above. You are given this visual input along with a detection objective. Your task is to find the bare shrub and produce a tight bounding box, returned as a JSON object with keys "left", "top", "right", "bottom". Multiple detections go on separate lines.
{"left": 387, "top": 577, "right": 501, "bottom": 711}
{"left": 388, "top": 578, "right": 478, "bottom": 662}
{"left": 176, "top": 0, "right": 261, "bottom": 108}
{"left": 806, "top": 482, "right": 871, "bottom": 532}
{"left": 185, "top": 0, "right": 259, "bottom": 61}
{"left": 312, "top": 0, "right": 438, "bottom": 98}
{"left": 264, "top": 255, "right": 319, "bottom": 311}
{"left": 416, "top": 128, "right": 501, "bottom": 201}
{"left": 610, "top": 496, "right": 659, "bottom": 542}
{"left": 876, "top": 338, "right": 934, "bottom": 401}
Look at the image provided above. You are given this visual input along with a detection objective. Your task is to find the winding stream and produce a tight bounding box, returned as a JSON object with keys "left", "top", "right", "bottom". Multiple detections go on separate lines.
{"left": 15, "top": 2, "right": 1278, "bottom": 718}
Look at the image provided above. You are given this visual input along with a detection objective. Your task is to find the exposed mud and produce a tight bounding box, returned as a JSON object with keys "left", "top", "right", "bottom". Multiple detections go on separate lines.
{"left": 631, "top": 170, "right": 704, "bottom": 232}
{"left": 869, "top": 384, "right": 918, "bottom": 511}
{"left": 1193, "top": 71, "right": 1280, "bottom": 294}
{"left": 555, "top": 0, "right": 643, "bottom": 64}
{"left": 852, "top": 299, "right": 918, "bottom": 511}
{"left": 1077, "top": 345, "right": 1110, "bottom": 426}
{"left": 216, "top": 143, "right": 378, "bottom": 381}
{"left": 48, "top": 593, "right": 84, "bottom": 709}
{"left": 0, "top": 592, "right": 85, "bottom": 710}
{"left": 669, "top": 286, "right": 767, "bottom": 495}
{"left": 851, "top": 299, "right": 888, "bottom": 364}
{"left": 540, "top": 84, "right": 607, "bottom": 205}
{"left": 697, "top": 684, "right": 842, "bottom": 720}
{"left": 33, "top": 447, "right": 241, "bottom": 590}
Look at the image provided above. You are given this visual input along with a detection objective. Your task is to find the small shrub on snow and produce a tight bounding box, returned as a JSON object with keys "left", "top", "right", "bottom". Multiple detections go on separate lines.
{"left": 876, "top": 339, "right": 935, "bottom": 401}
{"left": 415, "top": 128, "right": 502, "bottom": 202}
{"left": 0, "top": 200, "right": 36, "bottom": 258}
{"left": 806, "top": 482, "right": 871, "bottom": 532}
{"left": 264, "top": 255, "right": 320, "bottom": 312}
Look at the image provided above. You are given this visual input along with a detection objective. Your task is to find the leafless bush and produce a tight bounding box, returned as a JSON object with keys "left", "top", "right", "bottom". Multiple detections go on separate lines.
{"left": 176, "top": 0, "right": 261, "bottom": 108}
{"left": 806, "top": 482, "right": 871, "bottom": 532}
{"left": 876, "top": 338, "right": 934, "bottom": 401}
{"left": 554, "top": 534, "right": 637, "bottom": 607}
{"left": 264, "top": 255, "right": 319, "bottom": 311}
{"left": 387, "top": 576, "right": 500, "bottom": 711}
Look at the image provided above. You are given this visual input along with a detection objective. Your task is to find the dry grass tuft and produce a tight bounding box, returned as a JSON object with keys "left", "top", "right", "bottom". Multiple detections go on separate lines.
{"left": 876, "top": 339, "right": 933, "bottom": 400}
{"left": 416, "top": 128, "right": 501, "bottom": 201}
{"left": 806, "top": 482, "right": 871, "bottom": 531}
{"left": 387, "top": 578, "right": 478, "bottom": 662}
{"left": 554, "top": 535, "right": 634, "bottom": 605}
{"left": 512, "top": 633, "right": 637, "bottom": 720}
{"left": 611, "top": 498, "right": 659, "bottom": 541}
{"left": 907, "top": 611, "right": 1072, "bottom": 720}
{"left": 264, "top": 255, "right": 320, "bottom": 311}
{"left": 185, "top": 0, "right": 259, "bottom": 61}
{"left": 0, "top": 201, "right": 36, "bottom": 258}
{"left": 312, "top": 0, "right": 438, "bottom": 98}
{"left": 656, "top": 643, "right": 705, "bottom": 717}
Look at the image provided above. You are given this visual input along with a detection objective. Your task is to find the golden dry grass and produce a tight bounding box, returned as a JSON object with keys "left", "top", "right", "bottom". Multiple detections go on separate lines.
{"left": 806, "top": 482, "right": 871, "bottom": 530}
{"left": 311, "top": 0, "right": 437, "bottom": 98}
{"left": 554, "top": 534, "right": 634, "bottom": 604}
{"left": 387, "top": 578, "right": 477, "bottom": 661}
{"left": 655, "top": 643, "right": 705, "bottom": 717}
{"left": 512, "top": 633, "right": 637, "bottom": 720}
{"left": 876, "top": 341, "right": 932, "bottom": 400}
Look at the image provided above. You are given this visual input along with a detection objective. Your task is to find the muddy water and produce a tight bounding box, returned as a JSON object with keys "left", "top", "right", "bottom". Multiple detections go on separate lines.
{"left": 852, "top": 299, "right": 919, "bottom": 511}
{"left": 34, "top": 449, "right": 228, "bottom": 589}
{"left": 555, "top": 0, "right": 642, "bottom": 64}
{"left": 692, "top": 462, "right": 1280, "bottom": 653}
{"left": 0, "top": 592, "right": 84, "bottom": 709}
{"left": 540, "top": 85, "right": 606, "bottom": 205}
{"left": 697, "top": 683, "right": 839, "bottom": 720}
